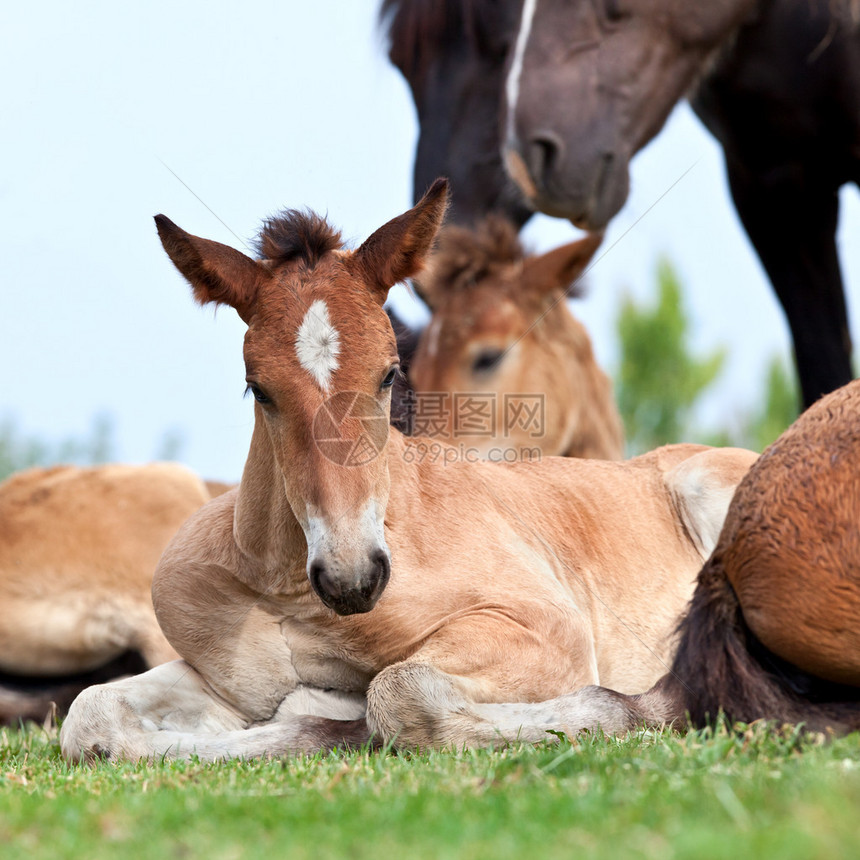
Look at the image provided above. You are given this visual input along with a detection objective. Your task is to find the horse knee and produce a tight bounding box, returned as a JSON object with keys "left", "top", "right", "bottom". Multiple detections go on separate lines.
{"left": 367, "top": 662, "right": 464, "bottom": 748}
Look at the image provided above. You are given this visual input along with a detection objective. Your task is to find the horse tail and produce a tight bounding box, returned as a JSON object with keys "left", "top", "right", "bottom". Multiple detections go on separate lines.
{"left": 661, "top": 551, "right": 860, "bottom": 734}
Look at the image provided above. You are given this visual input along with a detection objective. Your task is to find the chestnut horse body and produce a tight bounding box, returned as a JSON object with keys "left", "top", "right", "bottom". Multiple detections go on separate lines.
{"left": 60, "top": 181, "right": 756, "bottom": 762}
{"left": 384, "top": 0, "right": 860, "bottom": 409}
{"left": 408, "top": 218, "right": 624, "bottom": 459}
{"left": 505, "top": 379, "right": 860, "bottom": 736}
{"left": 0, "top": 462, "right": 212, "bottom": 723}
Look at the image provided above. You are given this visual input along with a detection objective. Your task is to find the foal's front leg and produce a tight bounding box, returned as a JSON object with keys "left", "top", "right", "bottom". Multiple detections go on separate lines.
{"left": 60, "top": 660, "right": 372, "bottom": 763}
{"left": 365, "top": 606, "right": 603, "bottom": 749}
{"left": 60, "top": 659, "right": 250, "bottom": 762}
{"left": 367, "top": 662, "right": 654, "bottom": 748}
{"left": 64, "top": 541, "right": 374, "bottom": 763}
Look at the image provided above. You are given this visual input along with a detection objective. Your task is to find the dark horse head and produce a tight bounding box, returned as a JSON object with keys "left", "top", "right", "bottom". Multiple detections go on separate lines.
{"left": 383, "top": 0, "right": 860, "bottom": 409}
{"left": 382, "top": 0, "right": 759, "bottom": 229}
{"left": 382, "top": 0, "right": 532, "bottom": 227}
{"left": 502, "top": 0, "right": 758, "bottom": 230}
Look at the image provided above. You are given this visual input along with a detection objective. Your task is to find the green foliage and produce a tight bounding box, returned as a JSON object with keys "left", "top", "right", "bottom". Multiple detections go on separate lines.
{"left": 0, "top": 413, "right": 115, "bottom": 482}
{"left": 746, "top": 357, "right": 799, "bottom": 450}
{"left": 615, "top": 259, "right": 799, "bottom": 455}
{"left": 0, "top": 415, "right": 187, "bottom": 482}
{"left": 705, "top": 356, "right": 800, "bottom": 452}
{"left": 616, "top": 259, "right": 726, "bottom": 455}
{"left": 2, "top": 723, "right": 860, "bottom": 858}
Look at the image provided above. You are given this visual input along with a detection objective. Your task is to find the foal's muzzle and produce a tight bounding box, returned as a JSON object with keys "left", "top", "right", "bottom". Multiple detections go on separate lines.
{"left": 308, "top": 549, "right": 391, "bottom": 616}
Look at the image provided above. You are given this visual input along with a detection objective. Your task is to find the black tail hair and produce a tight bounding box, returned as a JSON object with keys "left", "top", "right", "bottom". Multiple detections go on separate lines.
{"left": 668, "top": 554, "right": 860, "bottom": 734}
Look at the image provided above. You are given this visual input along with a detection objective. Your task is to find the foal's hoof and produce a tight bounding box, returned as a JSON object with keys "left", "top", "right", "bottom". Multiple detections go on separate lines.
{"left": 59, "top": 684, "right": 142, "bottom": 764}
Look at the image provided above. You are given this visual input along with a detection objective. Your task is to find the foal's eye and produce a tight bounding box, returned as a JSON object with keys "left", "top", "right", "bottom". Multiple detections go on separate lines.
{"left": 245, "top": 383, "right": 271, "bottom": 405}
{"left": 380, "top": 367, "right": 398, "bottom": 390}
{"left": 472, "top": 349, "right": 504, "bottom": 375}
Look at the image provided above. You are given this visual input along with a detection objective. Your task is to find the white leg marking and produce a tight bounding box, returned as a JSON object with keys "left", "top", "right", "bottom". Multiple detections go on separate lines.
{"left": 296, "top": 299, "right": 340, "bottom": 391}
{"left": 60, "top": 660, "right": 369, "bottom": 762}
{"left": 505, "top": 0, "right": 539, "bottom": 148}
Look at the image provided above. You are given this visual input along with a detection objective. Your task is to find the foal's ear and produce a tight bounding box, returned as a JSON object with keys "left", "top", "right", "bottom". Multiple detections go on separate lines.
{"left": 522, "top": 232, "right": 603, "bottom": 298}
{"left": 348, "top": 178, "right": 449, "bottom": 301}
{"left": 155, "top": 215, "right": 268, "bottom": 322}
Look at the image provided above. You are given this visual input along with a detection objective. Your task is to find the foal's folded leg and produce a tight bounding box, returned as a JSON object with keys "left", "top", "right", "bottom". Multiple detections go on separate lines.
{"left": 60, "top": 659, "right": 372, "bottom": 763}
{"left": 367, "top": 661, "right": 682, "bottom": 749}
{"left": 365, "top": 606, "right": 606, "bottom": 749}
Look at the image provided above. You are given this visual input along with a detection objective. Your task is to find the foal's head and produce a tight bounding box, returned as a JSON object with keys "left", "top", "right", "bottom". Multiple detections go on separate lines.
{"left": 156, "top": 180, "right": 449, "bottom": 615}
{"left": 410, "top": 218, "right": 606, "bottom": 457}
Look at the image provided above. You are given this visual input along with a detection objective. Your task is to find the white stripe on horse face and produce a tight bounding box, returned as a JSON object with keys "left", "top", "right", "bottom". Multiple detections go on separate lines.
{"left": 424, "top": 316, "right": 442, "bottom": 359}
{"left": 505, "top": 0, "right": 539, "bottom": 148}
{"left": 296, "top": 300, "right": 341, "bottom": 391}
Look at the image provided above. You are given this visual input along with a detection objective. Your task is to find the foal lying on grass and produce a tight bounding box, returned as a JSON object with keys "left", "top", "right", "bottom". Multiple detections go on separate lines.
{"left": 0, "top": 463, "right": 214, "bottom": 724}
{"left": 60, "top": 180, "right": 755, "bottom": 762}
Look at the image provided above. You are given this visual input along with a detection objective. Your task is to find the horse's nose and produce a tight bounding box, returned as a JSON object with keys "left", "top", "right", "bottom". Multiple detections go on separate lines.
{"left": 308, "top": 550, "right": 391, "bottom": 616}
{"left": 525, "top": 131, "right": 565, "bottom": 189}
{"left": 308, "top": 560, "right": 343, "bottom": 601}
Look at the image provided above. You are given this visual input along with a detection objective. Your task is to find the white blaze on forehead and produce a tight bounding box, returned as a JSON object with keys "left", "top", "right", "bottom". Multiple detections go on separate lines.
{"left": 296, "top": 300, "right": 341, "bottom": 391}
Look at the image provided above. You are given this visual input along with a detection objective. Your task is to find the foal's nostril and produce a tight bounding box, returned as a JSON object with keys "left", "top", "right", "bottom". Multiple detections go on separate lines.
{"left": 369, "top": 549, "right": 391, "bottom": 598}
{"left": 309, "top": 550, "right": 391, "bottom": 614}
{"left": 309, "top": 560, "right": 342, "bottom": 601}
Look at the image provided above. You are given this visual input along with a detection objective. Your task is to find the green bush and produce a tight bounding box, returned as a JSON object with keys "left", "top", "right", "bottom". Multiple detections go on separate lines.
{"left": 615, "top": 259, "right": 799, "bottom": 455}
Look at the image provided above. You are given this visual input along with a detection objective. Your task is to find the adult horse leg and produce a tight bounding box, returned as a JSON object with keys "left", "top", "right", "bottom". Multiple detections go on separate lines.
{"left": 723, "top": 160, "right": 851, "bottom": 409}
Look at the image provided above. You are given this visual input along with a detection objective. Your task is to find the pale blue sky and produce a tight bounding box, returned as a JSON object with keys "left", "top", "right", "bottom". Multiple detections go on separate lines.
{"left": 2, "top": 0, "right": 858, "bottom": 481}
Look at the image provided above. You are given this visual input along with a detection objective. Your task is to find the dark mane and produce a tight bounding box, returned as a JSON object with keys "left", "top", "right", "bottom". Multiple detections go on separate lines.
{"left": 255, "top": 210, "right": 343, "bottom": 269}
{"left": 381, "top": 0, "right": 509, "bottom": 89}
{"left": 420, "top": 216, "right": 524, "bottom": 296}
{"left": 418, "top": 216, "right": 588, "bottom": 300}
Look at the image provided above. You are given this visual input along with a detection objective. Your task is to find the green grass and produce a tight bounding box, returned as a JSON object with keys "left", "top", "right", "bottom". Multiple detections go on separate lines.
{"left": 2, "top": 722, "right": 859, "bottom": 859}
